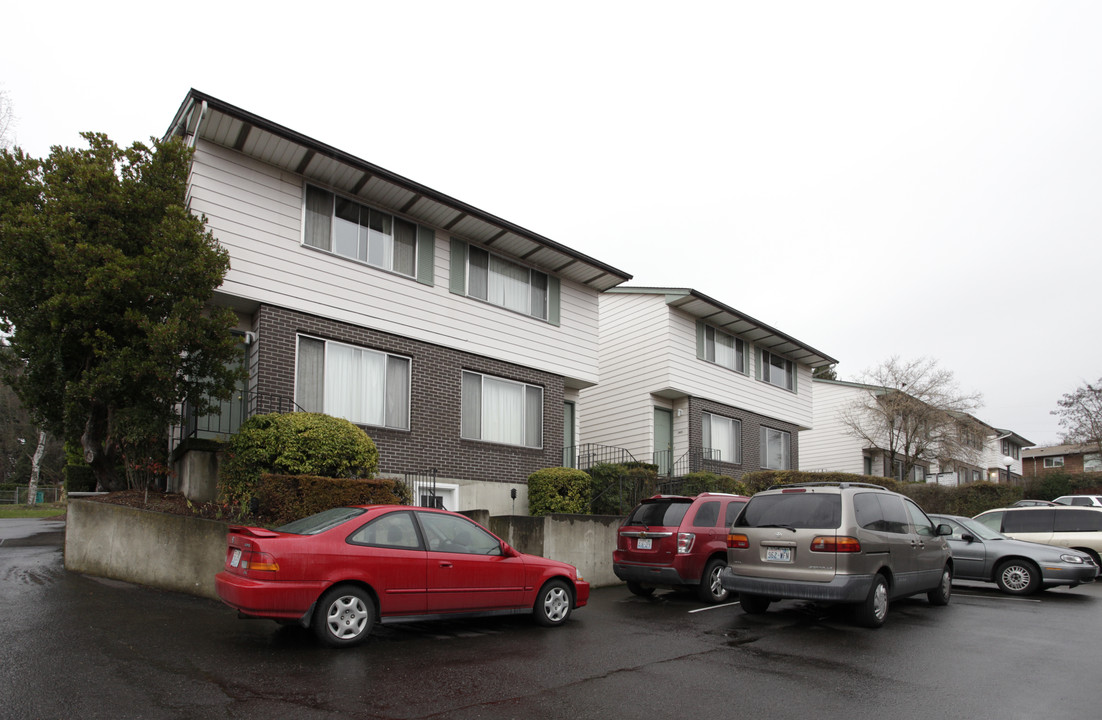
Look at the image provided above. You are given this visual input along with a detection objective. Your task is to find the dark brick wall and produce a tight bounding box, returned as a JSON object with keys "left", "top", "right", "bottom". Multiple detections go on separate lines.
{"left": 687, "top": 397, "right": 800, "bottom": 480}
{"left": 252, "top": 305, "right": 564, "bottom": 485}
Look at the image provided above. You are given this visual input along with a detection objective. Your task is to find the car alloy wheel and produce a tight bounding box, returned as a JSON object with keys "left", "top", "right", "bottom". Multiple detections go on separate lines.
{"left": 314, "top": 585, "right": 375, "bottom": 647}
{"left": 535, "top": 579, "right": 572, "bottom": 626}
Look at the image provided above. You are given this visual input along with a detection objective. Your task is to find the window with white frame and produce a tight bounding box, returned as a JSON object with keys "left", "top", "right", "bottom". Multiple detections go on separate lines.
{"left": 304, "top": 185, "right": 418, "bottom": 277}
{"left": 760, "top": 351, "right": 794, "bottom": 391}
{"left": 467, "top": 246, "right": 548, "bottom": 320}
{"left": 295, "top": 336, "right": 410, "bottom": 429}
{"left": 461, "top": 371, "right": 543, "bottom": 448}
{"left": 702, "top": 412, "right": 742, "bottom": 464}
{"left": 1001, "top": 440, "right": 1020, "bottom": 459}
{"left": 1086, "top": 454, "right": 1101, "bottom": 472}
{"left": 1044, "top": 456, "right": 1065, "bottom": 468}
{"left": 760, "top": 427, "right": 791, "bottom": 469}
{"left": 704, "top": 326, "right": 746, "bottom": 373}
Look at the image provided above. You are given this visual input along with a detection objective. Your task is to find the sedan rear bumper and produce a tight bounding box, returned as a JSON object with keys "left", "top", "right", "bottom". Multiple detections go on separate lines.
{"left": 719, "top": 567, "right": 874, "bottom": 603}
{"left": 215, "top": 571, "right": 325, "bottom": 620}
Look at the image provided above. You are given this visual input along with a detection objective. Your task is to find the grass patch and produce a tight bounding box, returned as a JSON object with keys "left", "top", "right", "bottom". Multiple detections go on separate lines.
{"left": 0, "top": 504, "right": 66, "bottom": 519}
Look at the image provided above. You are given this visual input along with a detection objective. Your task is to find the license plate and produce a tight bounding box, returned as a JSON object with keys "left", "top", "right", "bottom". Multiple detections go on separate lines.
{"left": 637, "top": 538, "right": 653, "bottom": 550}
{"left": 230, "top": 548, "right": 242, "bottom": 568}
{"left": 765, "top": 547, "right": 792, "bottom": 562}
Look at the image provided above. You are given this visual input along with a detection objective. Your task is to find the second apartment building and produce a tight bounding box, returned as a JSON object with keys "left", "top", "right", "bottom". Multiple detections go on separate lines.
{"left": 579, "top": 288, "right": 836, "bottom": 479}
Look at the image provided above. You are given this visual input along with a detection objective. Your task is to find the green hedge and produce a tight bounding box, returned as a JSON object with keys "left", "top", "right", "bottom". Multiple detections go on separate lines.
{"left": 528, "top": 467, "right": 591, "bottom": 516}
{"left": 253, "top": 474, "right": 401, "bottom": 527}
{"left": 588, "top": 462, "right": 658, "bottom": 515}
{"left": 219, "top": 412, "right": 378, "bottom": 511}
{"left": 677, "top": 471, "right": 750, "bottom": 497}
{"left": 64, "top": 464, "right": 97, "bottom": 493}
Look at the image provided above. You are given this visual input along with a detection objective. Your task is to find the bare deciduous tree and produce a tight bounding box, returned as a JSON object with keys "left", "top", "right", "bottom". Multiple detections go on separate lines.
{"left": 0, "top": 89, "right": 13, "bottom": 149}
{"left": 840, "top": 356, "right": 983, "bottom": 482}
{"left": 1053, "top": 378, "right": 1102, "bottom": 455}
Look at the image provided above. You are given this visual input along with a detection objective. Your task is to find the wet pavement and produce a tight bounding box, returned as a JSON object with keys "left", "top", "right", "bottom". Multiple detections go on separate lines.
{"left": 2, "top": 517, "right": 1101, "bottom": 719}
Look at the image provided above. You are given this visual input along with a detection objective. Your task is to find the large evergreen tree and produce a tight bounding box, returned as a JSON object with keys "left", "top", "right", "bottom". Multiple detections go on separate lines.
{"left": 0, "top": 133, "right": 242, "bottom": 490}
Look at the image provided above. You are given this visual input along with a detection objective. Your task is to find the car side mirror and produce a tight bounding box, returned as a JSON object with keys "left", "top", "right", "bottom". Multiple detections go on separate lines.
{"left": 501, "top": 543, "right": 520, "bottom": 558}
{"left": 935, "top": 524, "right": 953, "bottom": 537}
{"left": 961, "top": 533, "right": 976, "bottom": 543}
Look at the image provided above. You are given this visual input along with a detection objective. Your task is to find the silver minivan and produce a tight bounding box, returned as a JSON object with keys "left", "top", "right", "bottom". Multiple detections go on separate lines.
{"left": 720, "top": 482, "right": 953, "bottom": 628}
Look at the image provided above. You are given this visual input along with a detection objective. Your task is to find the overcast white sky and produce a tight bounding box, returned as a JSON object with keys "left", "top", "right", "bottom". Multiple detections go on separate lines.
{"left": 3, "top": 1, "right": 1098, "bottom": 446}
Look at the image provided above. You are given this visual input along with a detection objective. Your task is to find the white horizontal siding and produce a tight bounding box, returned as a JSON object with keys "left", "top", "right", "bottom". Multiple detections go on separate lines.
{"left": 798, "top": 381, "right": 871, "bottom": 474}
{"left": 664, "top": 309, "right": 814, "bottom": 428}
{"left": 579, "top": 294, "right": 672, "bottom": 460}
{"left": 190, "top": 141, "right": 601, "bottom": 385}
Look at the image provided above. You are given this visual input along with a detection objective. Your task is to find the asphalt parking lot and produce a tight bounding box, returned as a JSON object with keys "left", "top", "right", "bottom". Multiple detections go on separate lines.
{"left": 2, "top": 518, "right": 1100, "bottom": 719}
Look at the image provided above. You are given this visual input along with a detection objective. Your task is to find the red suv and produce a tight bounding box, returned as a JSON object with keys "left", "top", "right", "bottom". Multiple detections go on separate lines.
{"left": 614, "top": 493, "right": 749, "bottom": 603}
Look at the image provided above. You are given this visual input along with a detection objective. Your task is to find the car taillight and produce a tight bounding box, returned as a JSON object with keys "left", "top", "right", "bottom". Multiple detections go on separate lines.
{"left": 677, "top": 532, "right": 695, "bottom": 554}
{"left": 727, "top": 533, "right": 749, "bottom": 549}
{"left": 811, "top": 536, "right": 861, "bottom": 553}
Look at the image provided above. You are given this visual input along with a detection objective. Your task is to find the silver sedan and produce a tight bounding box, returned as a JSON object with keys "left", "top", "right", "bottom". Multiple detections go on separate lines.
{"left": 931, "top": 514, "right": 1099, "bottom": 595}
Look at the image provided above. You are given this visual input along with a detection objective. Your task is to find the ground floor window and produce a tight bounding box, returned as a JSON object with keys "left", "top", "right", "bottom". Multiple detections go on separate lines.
{"left": 295, "top": 336, "right": 410, "bottom": 429}
{"left": 702, "top": 412, "right": 741, "bottom": 464}
{"left": 760, "top": 427, "right": 791, "bottom": 469}
{"left": 461, "top": 371, "right": 543, "bottom": 448}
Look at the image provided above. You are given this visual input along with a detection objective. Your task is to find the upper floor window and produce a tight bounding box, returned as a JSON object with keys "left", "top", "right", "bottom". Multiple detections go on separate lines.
{"left": 703, "top": 326, "right": 746, "bottom": 373}
{"left": 461, "top": 371, "right": 543, "bottom": 449}
{"left": 760, "top": 427, "right": 791, "bottom": 470}
{"left": 1001, "top": 440, "right": 1020, "bottom": 459}
{"left": 702, "top": 412, "right": 742, "bottom": 464}
{"left": 1044, "top": 456, "right": 1064, "bottom": 468}
{"left": 760, "top": 351, "right": 795, "bottom": 391}
{"left": 304, "top": 185, "right": 421, "bottom": 278}
{"left": 467, "top": 246, "right": 548, "bottom": 320}
{"left": 295, "top": 336, "right": 410, "bottom": 430}
{"left": 449, "top": 239, "right": 558, "bottom": 324}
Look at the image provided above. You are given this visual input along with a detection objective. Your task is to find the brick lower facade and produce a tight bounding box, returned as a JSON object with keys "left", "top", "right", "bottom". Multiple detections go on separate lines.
{"left": 687, "top": 397, "right": 800, "bottom": 479}
{"left": 251, "top": 304, "right": 564, "bottom": 485}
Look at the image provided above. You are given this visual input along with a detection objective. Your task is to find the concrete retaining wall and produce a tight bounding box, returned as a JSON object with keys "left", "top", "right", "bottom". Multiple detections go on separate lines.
{"left": 490, "top": 513, "right": 623, "bottom": 587}
{"left": 63, "top": 501, "right": 626, "bottom": 601}
{"left": 65, "top": 499, "right": 228, "bottom": 600}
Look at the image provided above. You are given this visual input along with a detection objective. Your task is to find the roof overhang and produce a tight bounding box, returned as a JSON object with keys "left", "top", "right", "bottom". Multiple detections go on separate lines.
{"left": 612, "top": 287, "right": 838, "bottom": 368}
{"left": 166, "top": 90, "right": 632, "bottom": 292}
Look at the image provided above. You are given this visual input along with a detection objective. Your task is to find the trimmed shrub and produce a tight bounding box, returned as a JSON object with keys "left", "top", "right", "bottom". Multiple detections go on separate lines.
{"left": 64, "top": 463, "right": 97, "bottom": 493}
{"left": 529, "top": 467, "right": 591, "bottom": 516}
{"left": 219, "top": 412, "right": 378, "bottom": 512}
{"left": 588, "top": 461, "right": 658, "bottom": 515}
{"left": 678, "top": 471, "right": 750, "bottom": 497}
{"left": 253, "top": 474, "right": 401, "bottom": 527}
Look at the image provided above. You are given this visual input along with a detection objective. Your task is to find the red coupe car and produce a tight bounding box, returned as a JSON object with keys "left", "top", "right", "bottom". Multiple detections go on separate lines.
{"left": 215, "top": 505, "right": 590, "bottom": 647}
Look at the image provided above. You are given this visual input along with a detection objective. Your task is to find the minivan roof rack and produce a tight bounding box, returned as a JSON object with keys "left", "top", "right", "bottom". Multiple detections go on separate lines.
{"left": 766, "top": 481, "right": 889, "bottom": 491}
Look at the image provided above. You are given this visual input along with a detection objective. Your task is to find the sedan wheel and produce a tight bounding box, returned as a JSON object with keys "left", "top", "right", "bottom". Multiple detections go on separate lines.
{"left": 534, "top": 579, "right": 573, "bottom": 627}
{"left": 314, "top": 585, "right": 375, "bottom": 648}
{"left": 996, "top": 559, "right": 1040, "bottom": 595}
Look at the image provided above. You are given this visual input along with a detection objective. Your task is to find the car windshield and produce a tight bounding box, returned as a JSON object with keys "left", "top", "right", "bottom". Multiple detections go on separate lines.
{"left": 735, "top": 493, "right": 841, "bottom": 529}
{"left": 625, "top": 500, "right": 691, "bottom": 527}
{"left": 950, "top": 516, "right": 1006, "bottom": 541}
{"left": 275, "top": 507, "right": 366, "bottom": 535}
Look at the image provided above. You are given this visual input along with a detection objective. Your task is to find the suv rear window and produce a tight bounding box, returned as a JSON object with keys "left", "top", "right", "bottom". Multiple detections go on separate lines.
{"left": 735, "top": 493, "right": 841, "bottom": 529}
{"left": 626, "top": 499, "right": 692, "bottom": 527}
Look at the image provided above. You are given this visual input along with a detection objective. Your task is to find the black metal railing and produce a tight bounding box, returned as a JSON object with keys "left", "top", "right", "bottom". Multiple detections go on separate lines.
{"left": 402, "top": 469, "right": 441, "bottom": 509}
{"left": 563, "top": 444, "right": 638, "bottom": 471}
{"left": 174, "top": 391, "right": 302, "bottom": 445}
{"left": 654, "top": 447, "right": 723, "bottom": 479}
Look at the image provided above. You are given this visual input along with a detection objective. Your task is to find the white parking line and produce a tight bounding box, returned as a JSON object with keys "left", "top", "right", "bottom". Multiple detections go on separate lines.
{"left": 953, "top": 591, "right": 1041, "bottom": 603}
{"left": 689, "top": 601, "right": 741, "bottom": 613}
